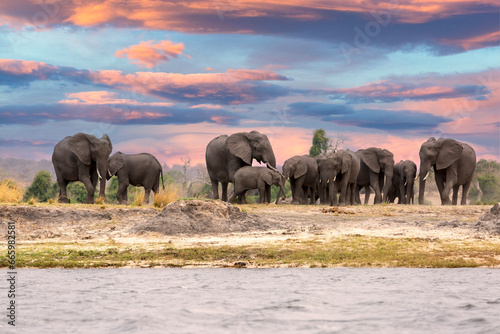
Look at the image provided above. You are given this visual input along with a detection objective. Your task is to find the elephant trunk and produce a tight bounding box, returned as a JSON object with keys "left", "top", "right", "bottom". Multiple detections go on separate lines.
{"left": 406, "top": 177, "right": 415, "bottom": 204}
{"left": 265, "top": 154, "right": 276, "bottom": 168}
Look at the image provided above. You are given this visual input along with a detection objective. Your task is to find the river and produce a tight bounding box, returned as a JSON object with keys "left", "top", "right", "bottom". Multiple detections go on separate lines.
{"left": 1, "top": 268, "right": 499, "bottom": 333}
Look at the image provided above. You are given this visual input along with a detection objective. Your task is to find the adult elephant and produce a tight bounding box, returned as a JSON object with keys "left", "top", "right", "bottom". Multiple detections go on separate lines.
{"left": 317, "top": 150, "right": 360, "bottom": 206}
{"left": 355, "top": 147, "right": 394, "bottom": 204}
{"left": 388, "top": 160, "right": 416, "bottom": 204}
{"left": 52, "top": 133, "right": 113, "bottom": 204}
{"left": 418, "top": 137, "right": 476, "bottom": 205}
{"left": 283, "top": 155, "right": 318, "bottom": 204}
{"left": 205, "top": 131, "right": 276, "bottom": 202}
{"left": 107, "top": 152, "right": 164, "bottom": 204}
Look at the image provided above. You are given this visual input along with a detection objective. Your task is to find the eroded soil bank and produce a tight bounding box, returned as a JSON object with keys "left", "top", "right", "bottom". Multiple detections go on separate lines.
{"left": 1, "top": 200, "right": 499, "bottom": 268}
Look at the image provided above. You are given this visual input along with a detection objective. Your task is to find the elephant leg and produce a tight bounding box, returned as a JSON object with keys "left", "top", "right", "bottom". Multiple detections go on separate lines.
{"left": 364, "top": 186, "right": 371, "bottom": 205}
{"left": 57, "top": 178, "right": 69, "bottom": 203}
{"left": 451, "top": 185, "right": 460, "bottom": 205}
{"left": 221, "top": 182, "right": 228, "bottom": 202}
{"left": 210, "top": 177, "right": 219, "bottom": 200}
{"left": 461, "top": 179, "right": 472, "bottom": 205}
{"left": 370, "top": 172, "right": 382, "bottom": 204}
{"left": 78, "top": 168, "right": 95, "bottom": 204}
{"left": 355, "top": 185, "right": 361, "bottom": 205}
{"left": 440, "top": 176, "right": 454, "bottom": 206}
{"left": 228, "top": 187, "right": 241, "bottom": 203}
{"left": 117, "top": 180, "right": 129, "bottom": 204}
{"left": 434, "top": 172, "right": 446, "bottom": 205}
{"left": 144, "top": 188, "right": 152, "bottom": 203}
{"left": 266, "top": 185, "right": 271, "bottom": 204}
{"left": 350, "top": 181, "right": 358, "bottom": 205}
{"left": 237, "top": 190, "right": 249, "bottom": 204}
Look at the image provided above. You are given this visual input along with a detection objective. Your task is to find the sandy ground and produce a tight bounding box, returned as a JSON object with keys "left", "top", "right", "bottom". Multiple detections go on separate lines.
{"left": 1, "top": 196, "right": 498, "bottom": 250}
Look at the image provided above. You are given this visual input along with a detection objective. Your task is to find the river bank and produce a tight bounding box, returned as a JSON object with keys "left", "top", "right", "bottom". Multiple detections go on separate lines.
{"left": 1, "top": 200, "right": 499, "bottom": 268}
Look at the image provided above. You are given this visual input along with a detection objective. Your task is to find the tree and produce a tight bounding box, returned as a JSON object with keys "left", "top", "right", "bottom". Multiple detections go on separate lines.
{"left": 309, "top": 129, "right": 330, "bottom": 157}
{"left": 23, "top": 170, "right": 56, "bottom": 202}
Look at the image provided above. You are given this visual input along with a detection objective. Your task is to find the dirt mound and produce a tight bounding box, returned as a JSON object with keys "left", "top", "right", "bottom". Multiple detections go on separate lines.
{"left": 0, "top": 205, "right": 113, "bottom": 224}
{"left": 131, "top": 200, "right": 283, "bottom": 235}
{"left": 475, "top": 203, "right": 500, "bottom": 235}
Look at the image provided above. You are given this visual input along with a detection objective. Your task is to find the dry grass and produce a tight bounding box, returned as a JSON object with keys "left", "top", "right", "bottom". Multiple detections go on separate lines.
{"left": 0, "top": 180, "right": 23, "bottom": 203}
{"left": 133, "top": 191, "right": 145, "bottom": 206}
{"left": 154, "top": 184, "right": 181, "bottom": 208}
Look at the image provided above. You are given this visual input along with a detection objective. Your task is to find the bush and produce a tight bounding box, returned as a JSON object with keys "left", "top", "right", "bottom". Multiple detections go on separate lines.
{"left": 0, "top": 179, "right": 23, "bottom": 203}
{"left": 469, "top": 159, "right": 500, "bottom": 203}
{"left": 154, "top": 184, "right": 181, "bottom": 208}
{"left": 23, "top": 170, "right": 56, "bottom": 202}
{"left": 67, "top": 182, "right": 88, "bottom": 203}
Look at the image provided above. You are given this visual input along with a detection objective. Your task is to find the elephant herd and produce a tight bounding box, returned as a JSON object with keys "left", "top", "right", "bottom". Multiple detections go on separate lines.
{"left": 51, "top": 131, "right": 477, "bottom": 206}
{"left": 206, "top": 131, "right": 477, "bottom": 206}
{"left": 52, "top": 133, "right": 164, "bottom": 204}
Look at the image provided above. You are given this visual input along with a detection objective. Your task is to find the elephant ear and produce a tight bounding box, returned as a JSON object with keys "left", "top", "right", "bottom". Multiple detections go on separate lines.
{"left": 227, "top": 133, "right": 252, "bottom": 165}
{"left": 341, "top": 151, "right": 352, "bottom": 174}
{"left": 358, "top": 149, "right": 380, "bottom": 173}
{"left": 294, "top": 160, "right": 307, "bottom": 179}
{"left": 101, "top": 134, "right": 113, "bottom": 152}
{"left": 437, "top": 139, "right": 463, "bottom": 170}
{"left": 108, "top": 152, "right": 125, "bottom": 175}
{"left": 261, "top": 170, "right": 273, "bottom": 185}
{"left": 68, "top": 133, "right": 92, "bottom": 165}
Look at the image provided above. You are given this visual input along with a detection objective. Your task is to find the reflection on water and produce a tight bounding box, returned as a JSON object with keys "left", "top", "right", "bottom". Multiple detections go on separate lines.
{"left": 1, "top": 268, "right": 500, "bottom": 333}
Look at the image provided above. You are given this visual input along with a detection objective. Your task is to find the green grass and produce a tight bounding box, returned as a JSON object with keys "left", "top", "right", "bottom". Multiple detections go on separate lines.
{"left": 2, "top": 236, "right": 500, "bottom": 268}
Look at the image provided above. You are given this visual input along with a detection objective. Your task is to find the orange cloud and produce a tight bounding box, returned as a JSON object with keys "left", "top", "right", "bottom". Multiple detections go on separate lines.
{"left": 115, "top": 40, "right": 185, "bottom": 68}
{"left": 2, "top": 0, "right": 497, "bottom": 29}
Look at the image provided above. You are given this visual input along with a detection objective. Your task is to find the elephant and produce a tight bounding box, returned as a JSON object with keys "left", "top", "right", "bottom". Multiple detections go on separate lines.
{"left": 52, "top": 133, "right": 113, "bottom": 204}
{"left": 229, "top": 166, "right": 286, "bottom": 204}
{"left": 388, "top": 160, "right": 416, "bottom": 204}
{"left": 317, "top": 150, "right": 360, "bottom": 206}
{"left": 355, "top": 147, "right": 394, "bottom": 204}
{"left": 418, "top": 137, "right": 476, "bottom": 205}
{"left": 283, "top": 155, "right": 318, "bottom": 204}
{"left": 107, "top": 152, "right": 164, "bottom": 204}
{"left": 205, "top": 131, "right": 276, "bottom": 202}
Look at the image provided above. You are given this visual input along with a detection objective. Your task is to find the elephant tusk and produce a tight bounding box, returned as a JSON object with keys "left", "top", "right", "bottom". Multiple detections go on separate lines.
{"left": 423, "top": 171, "right": 430, "bottom": 181}
{"left": 266, "top": 162, "right": 286, "bottom": 178}
{"left": 404, "top": 180, "right": 407, "bottom": 186}
{"left": 108, "top": 169, "right": 112, "bottom": 178}
{"left": 97, "top": 169, "right": 102, "bottom": 179}
{"left": 333, "top": 175, "right": 336, "bottom": 182}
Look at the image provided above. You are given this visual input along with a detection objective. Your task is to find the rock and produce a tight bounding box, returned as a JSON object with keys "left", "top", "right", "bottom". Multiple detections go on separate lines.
{"left": 130, "top": 200, "right": 284, "bottom": 235}
{"left": 233, "top": 262, "right": 247, "bottom": 268}
{"left": 475, "top": 203, "right": 500, "bottom": 235}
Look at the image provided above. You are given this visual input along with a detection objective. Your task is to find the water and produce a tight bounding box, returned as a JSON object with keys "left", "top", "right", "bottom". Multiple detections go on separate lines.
{"left": 1, "top": 268, "right": 500, "bottom": 333}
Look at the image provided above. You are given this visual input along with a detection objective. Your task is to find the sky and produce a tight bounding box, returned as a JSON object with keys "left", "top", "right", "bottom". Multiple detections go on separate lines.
{"left": 0, "top": 0, "right": 499, "bottom": 167}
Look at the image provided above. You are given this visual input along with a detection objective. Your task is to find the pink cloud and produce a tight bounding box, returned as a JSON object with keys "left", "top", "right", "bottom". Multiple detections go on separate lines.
{"left": 115, "top": 40, "right": 185, "bottom": 68}
{"left": 59, "top": 91, "right": 173, "bottom": 106}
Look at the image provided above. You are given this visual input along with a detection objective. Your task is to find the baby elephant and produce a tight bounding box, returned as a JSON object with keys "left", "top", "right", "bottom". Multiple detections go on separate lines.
{"left": 229, "top": 166, "right": 286, "bottom": 204}
{"left": 107, "top": 152, "right": 164, "bottom": 204}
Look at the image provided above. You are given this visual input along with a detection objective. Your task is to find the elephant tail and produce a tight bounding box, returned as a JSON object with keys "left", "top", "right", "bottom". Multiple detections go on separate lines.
{"left": 160, "top": 168, "right": 165, "bottom": 190}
